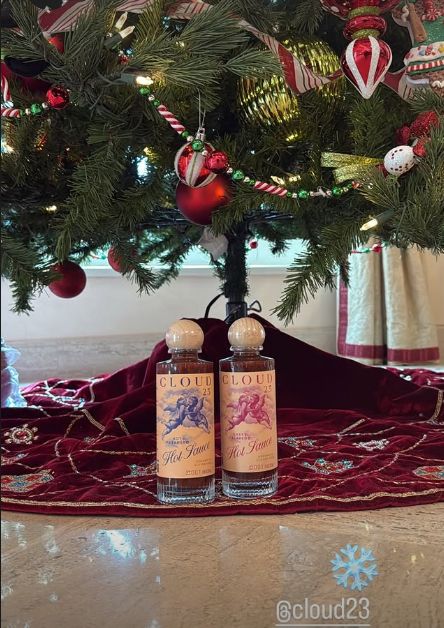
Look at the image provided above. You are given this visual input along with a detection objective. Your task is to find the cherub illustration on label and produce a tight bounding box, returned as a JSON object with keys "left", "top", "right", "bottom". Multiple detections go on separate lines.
{"left": 162, "top": 395, "right": 209, "bottom": 437}
{"left": 226, "top": 392, "right": 271, "bottom": 430}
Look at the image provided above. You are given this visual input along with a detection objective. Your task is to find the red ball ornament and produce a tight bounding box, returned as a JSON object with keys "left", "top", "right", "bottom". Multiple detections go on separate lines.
{"left": 49, "top": 261, "right": 86, "bottom": 298}
{"left": 371, "top": 243, "right": 383, "bottom": 253}
{"left": 174, "top": 142, "right": 216, "bottom": 188}
{"left": 204, "top": 150, "right": 230, "bottom": 174}
{"left": 176, "top": 175, "right": 233, "bottom": 225}
{"left": 107, "top": 247, "right": 124, "bottom": 272}
{"left": 107, "top": 247, "right": 135, "bottom": 272}
{"left": 46, "top": 86, "right": 69, "bottom": 109}
{"left": 341, "top": 36, "right": 392, "bottom": 99}
{"left": 48, "top": 35, "right": 65, "bottom": 53}
{"left": 249, "top": 240, "right": 258, "bottom": 249}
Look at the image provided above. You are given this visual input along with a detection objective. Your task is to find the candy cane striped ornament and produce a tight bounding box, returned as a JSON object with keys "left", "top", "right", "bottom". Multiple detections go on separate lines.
{"left": 253, "top": 181, "right": 288, "bottom": 197}
{"left": 1, "top": 107, "right": 21, "bottom": 117}
{"left": 156, "top": 104, "right": 186, "bottom": 135}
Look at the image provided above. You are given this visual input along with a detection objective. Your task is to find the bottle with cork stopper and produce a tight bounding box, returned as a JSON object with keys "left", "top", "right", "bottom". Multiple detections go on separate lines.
{"left": 219, "top": 317, "right": 278, "bottom": 498}
{"left": 156, "top": 319, "right": 215, "bottom": 504}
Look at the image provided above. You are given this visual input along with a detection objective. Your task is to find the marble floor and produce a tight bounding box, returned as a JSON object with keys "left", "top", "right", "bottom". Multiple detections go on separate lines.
{"left": 1, "top": 505, "right": 443, "bottom": 628}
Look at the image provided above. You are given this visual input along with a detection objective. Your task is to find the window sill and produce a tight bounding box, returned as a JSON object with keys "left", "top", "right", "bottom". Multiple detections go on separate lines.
{"left": 83, "top": 265, "right": 289, "bottom": 278}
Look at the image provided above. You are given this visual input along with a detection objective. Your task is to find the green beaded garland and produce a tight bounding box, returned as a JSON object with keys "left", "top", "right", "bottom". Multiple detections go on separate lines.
{"left": 138, "top": 86, "right": 151, "bottom": 95}
{"left": 191, "top": 139, "right": 204, "bottom": 152}
{"left": 286, "top": 191, "right": 292, "bottom": 198}
{"left": 30, "top": 103, "right": 43, "bottom": 115}
{"left": 232, "top": 169, "right": 245, "bottom": 181}
{"left": 152, "top": 99, "right": 161, "bottom": 107}
{"left": 298, "top": 189, "right": 309, "bottom": 199}
{"left": 332, "top": 186, "right": 342, "bottom": 197}
{"left": 248, "top": 180, "right": 256, "bottom": 186}
{"left": 181, "top": 130, "right": 189, "bottom": 139}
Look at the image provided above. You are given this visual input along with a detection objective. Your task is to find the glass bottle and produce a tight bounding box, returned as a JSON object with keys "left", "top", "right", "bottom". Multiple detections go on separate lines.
{"left": 156, "top": 320, "right": 215, "bottom": 504}
{"left": 219, "top": 317, "right": 278, "bottom": 498}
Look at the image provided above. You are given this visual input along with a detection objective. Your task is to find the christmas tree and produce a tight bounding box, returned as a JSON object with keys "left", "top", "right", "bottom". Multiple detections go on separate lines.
{"left": 1, "top": 0, "right": 443, "bottom": 323}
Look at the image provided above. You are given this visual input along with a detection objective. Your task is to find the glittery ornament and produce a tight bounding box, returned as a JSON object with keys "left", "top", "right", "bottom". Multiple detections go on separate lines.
{"left": 341, "top": 36, "right": 392, "bottom": 99}
{"left": 410, "top": 111, "right": 440, "bottom": 138}
{"left": 204, "top": 150, "right": 229, "bottom": 174}
{"left": 46, "top": 86, "right": 69, "bottom": 109}
{"left": 383, "top": 145, "right": 416, "bottom": 176}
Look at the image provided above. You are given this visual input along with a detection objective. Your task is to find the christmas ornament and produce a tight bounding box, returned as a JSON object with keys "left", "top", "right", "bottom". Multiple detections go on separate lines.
{"left": 107, "top": 247, "right": 124, "bottom": 272}
{"left": 238, "top": 36, "right": 342, "bottom": 136}
{"left": 174, "top": 129, "right": 216, "bottom": 187}
{"left": 197, "top": 227, "right": 229, "bottom": 260}
{"left": 205, "top": 150, "right": 229, "bottom": 174}
{"left": 383, "top": 145, "right": 417, "bottom": 176}
{"left": 410, "top": 110, "right": 440, "bottom": 138}
{"left": 341, "top": 36, "right": 392, "bottom": 98}
{"left": 176, "top": 176, "right": 233, "bottom": 225}
{"left": 107, "top": 247, "right": 136, "bottom": 272}
{"left": 46, "top": 85, "right": 69, "bottom": 109}
{"left": 48, "top": 34, "right": 65, "bottom": 53}
{"left": 249, "top": 240, "right": 258, "bottom": 250}
{"left": 392, "top": 0, "right": 444, "bottom": 96}
{"left": 322, "top": 0, "right": 397, "bottom": 98}
{"left": 48, "top": 261, "right": 86, "bottom": 298}
{"left": 383, "top": 109, "right": 439, "bottom": 176}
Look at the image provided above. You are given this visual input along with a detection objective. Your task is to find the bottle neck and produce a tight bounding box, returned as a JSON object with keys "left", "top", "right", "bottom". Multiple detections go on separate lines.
{"left": 169, "top": 349, "right": 200, "bottom": 361}
{"left": 231, "top": 346, "right": 262, "bottom": 358}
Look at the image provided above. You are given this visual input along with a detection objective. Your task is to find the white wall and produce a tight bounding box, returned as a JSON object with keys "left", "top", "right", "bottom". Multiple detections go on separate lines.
{"left": 1, "top": 268, "right": 335, "bottom": 340}
{"left": 1, "top": 268, "right": 337, "bottom": 380}
{"left": 2, "top": 253, "right": 443, "bottom": 380}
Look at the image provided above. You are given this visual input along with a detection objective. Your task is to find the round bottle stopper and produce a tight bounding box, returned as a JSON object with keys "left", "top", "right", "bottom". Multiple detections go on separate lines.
{"left": 228, "top": 317, "right": 265, "bottom": 349}
{"left": 165, "top": 319, "right": 204, "bottom": 351}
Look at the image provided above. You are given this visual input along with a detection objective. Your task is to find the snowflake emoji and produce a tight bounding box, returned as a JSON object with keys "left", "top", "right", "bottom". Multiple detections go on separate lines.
{"left": 331, "top": 544, "right": 378, "bottom": 591}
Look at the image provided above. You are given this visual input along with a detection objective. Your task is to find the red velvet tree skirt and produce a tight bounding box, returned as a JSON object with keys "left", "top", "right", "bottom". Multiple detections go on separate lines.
{"left": 1, "top": 318, "right": 443, "bottom": 517}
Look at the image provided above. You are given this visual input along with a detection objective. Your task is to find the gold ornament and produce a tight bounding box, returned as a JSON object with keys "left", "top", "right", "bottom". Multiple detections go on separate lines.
{"left": 238, "top": 36, "right": 343, "bottom": 141}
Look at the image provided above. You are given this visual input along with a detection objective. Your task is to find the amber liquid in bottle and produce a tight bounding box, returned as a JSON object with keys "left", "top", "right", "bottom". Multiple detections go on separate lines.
{"left": 156, "top": 322, "right": 215, "bottom": 504}
{"left": 219, "top": 319, "right": 278, "bottom": 499}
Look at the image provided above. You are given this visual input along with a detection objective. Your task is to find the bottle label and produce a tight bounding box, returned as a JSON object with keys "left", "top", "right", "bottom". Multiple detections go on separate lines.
{"left": 156, "top": 373, "right": 215, "bottom": 478}
{"left": 220, "top": 370, "right": 278, "bottom": 473}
